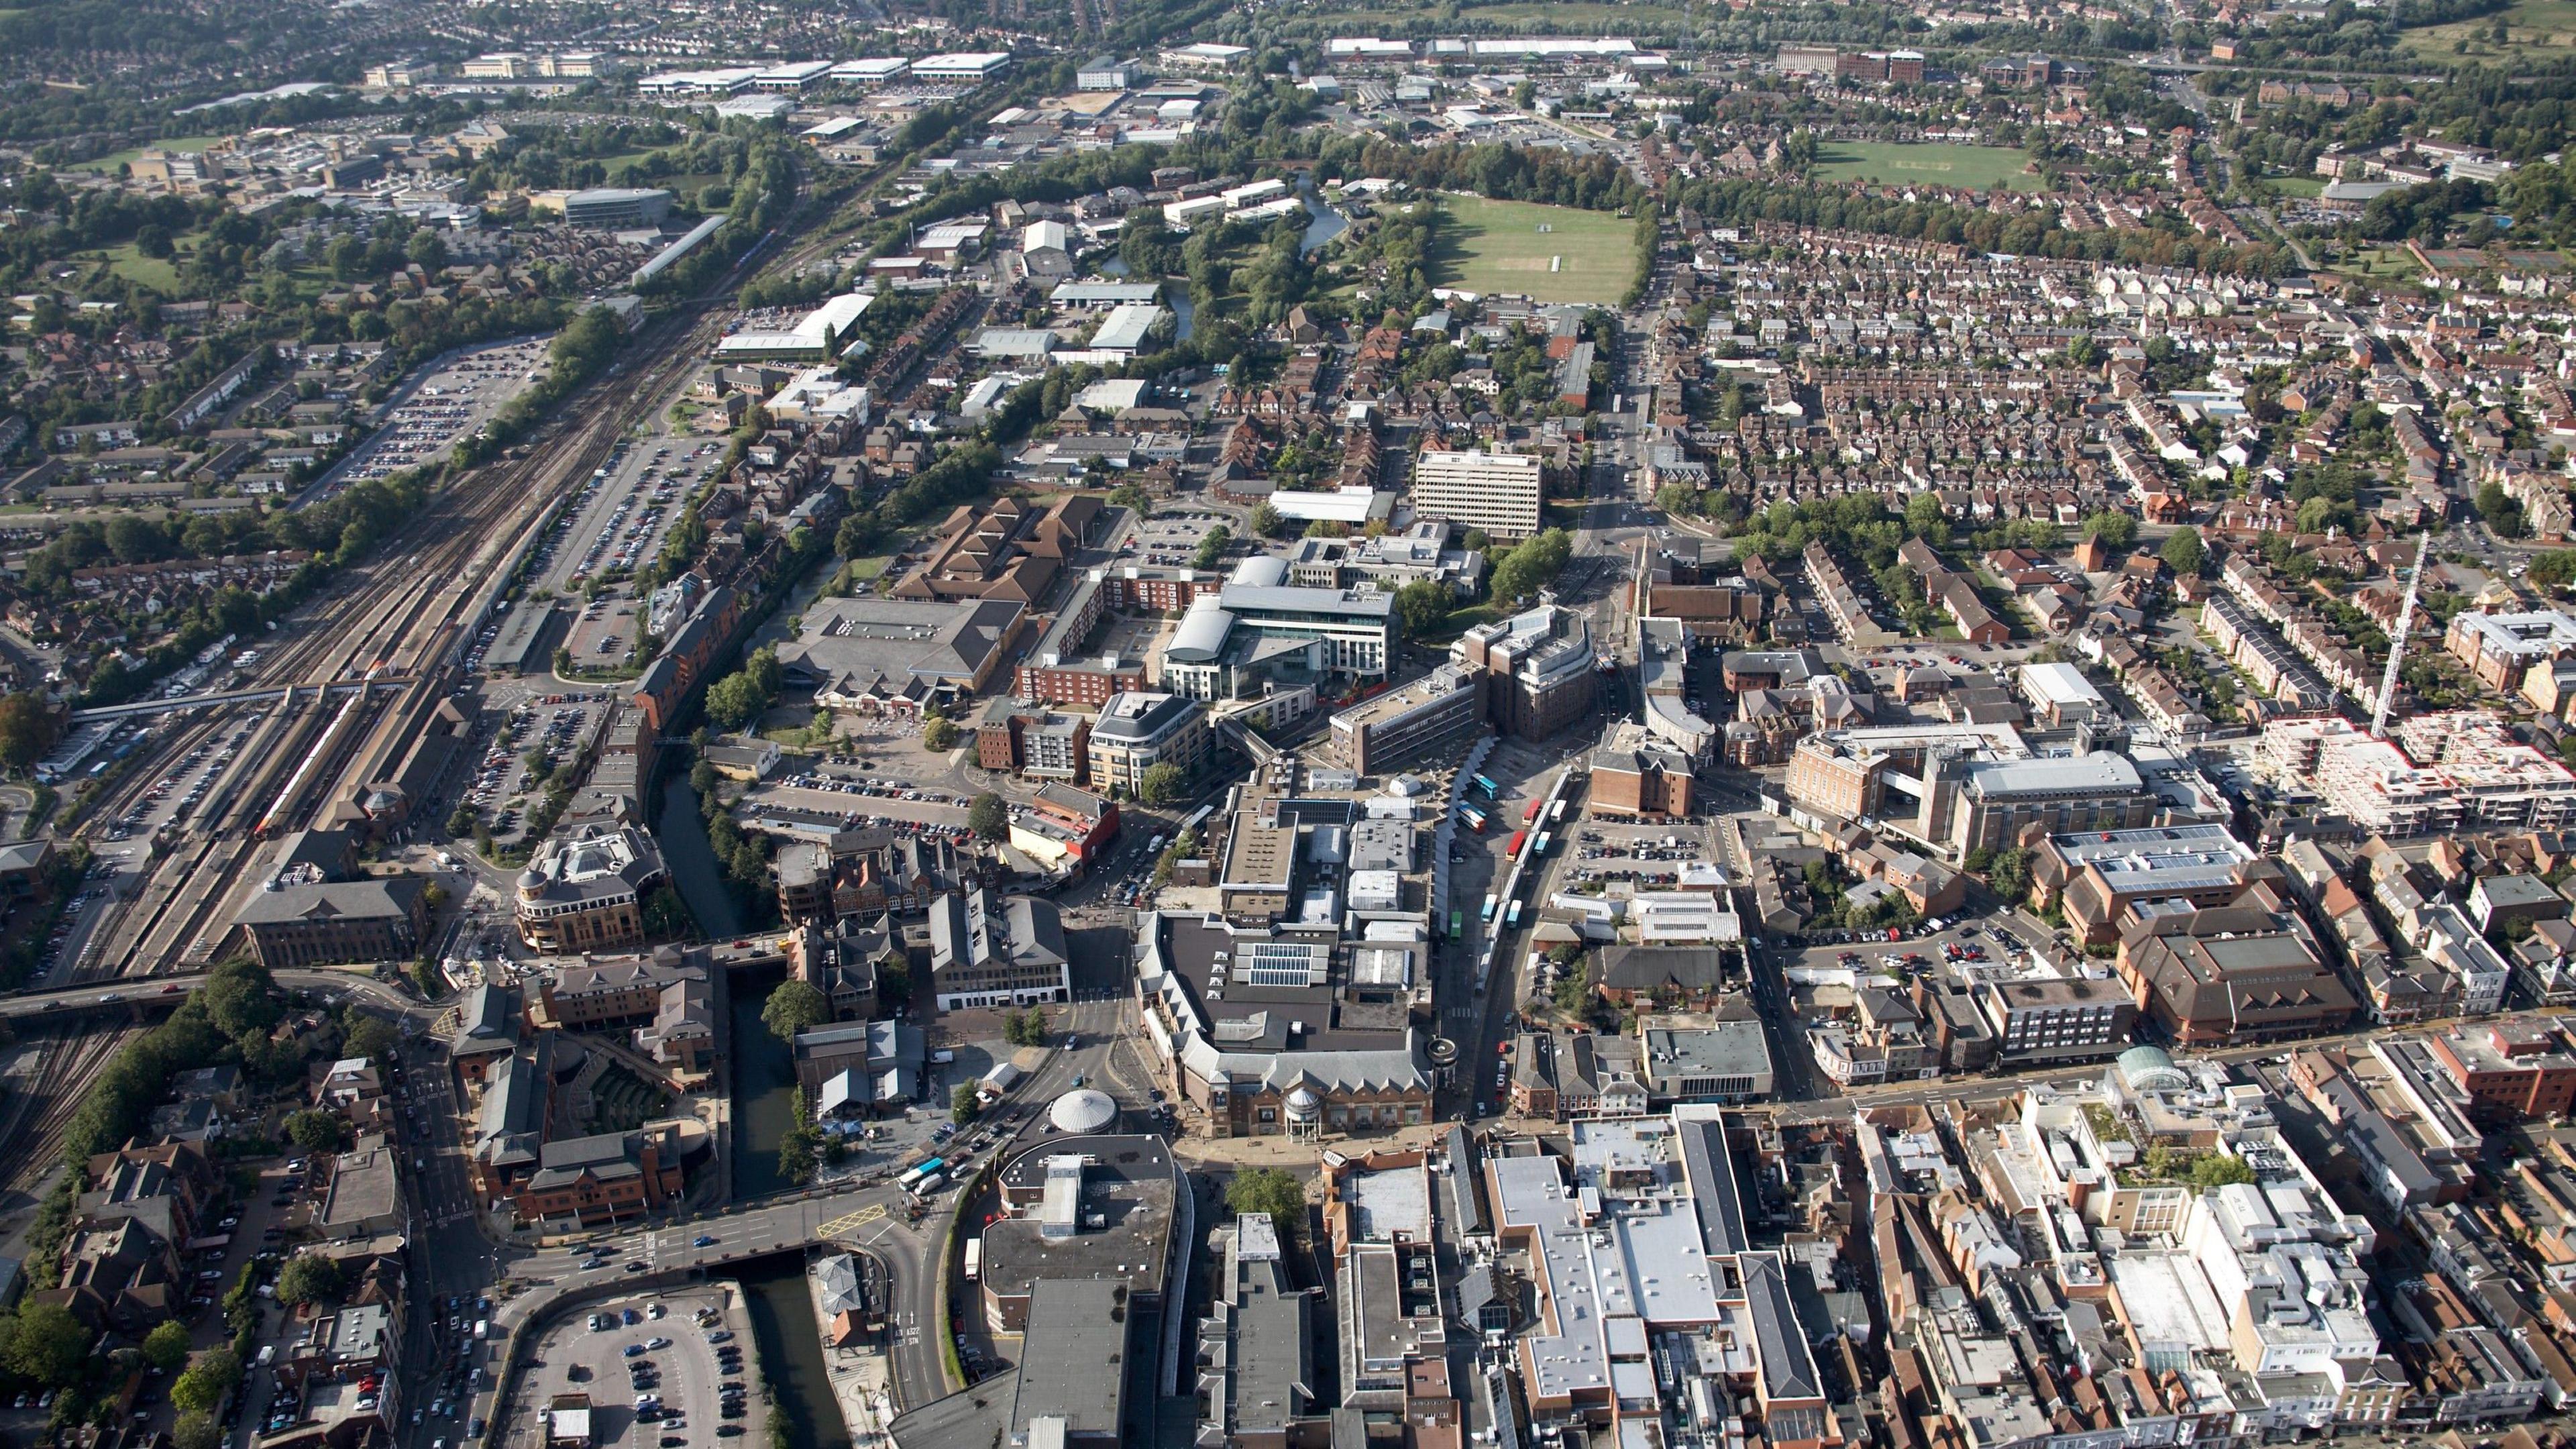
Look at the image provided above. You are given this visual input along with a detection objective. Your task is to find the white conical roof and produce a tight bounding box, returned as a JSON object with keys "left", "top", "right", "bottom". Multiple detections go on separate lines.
{"left": 1049, "top": 1087, "right": 1118, "bottom": 1134}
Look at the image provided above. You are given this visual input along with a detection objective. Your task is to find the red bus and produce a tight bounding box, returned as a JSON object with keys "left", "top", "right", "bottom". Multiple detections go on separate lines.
{"left": 1507, "top": 830, "right": 1528, "bottom": 859}
{"left": 1522, "top": 799, "right": 1542, "bottom": 823}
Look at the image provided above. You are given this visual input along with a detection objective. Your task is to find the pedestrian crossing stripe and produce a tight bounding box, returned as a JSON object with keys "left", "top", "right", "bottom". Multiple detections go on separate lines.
{"left": 818, "top": 1203, "right": 887, "bottom": 1238}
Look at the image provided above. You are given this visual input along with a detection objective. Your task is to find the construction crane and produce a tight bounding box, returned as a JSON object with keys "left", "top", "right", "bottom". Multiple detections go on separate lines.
{"left": 2371, "top": 531, "right": 2432, "bottom": 739}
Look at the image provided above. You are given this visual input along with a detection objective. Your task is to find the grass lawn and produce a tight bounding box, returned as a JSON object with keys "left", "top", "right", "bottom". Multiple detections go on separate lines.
{"left": 99, "top": 244, "right": 180, "bottom": 292}
{"left": 74, "top": 133, "right": 232, "bottom": 172}
{"left": 659, "top": 174, "right": 726, "bottom": 203}
{"left": 1429, "top": 193, "right": 1638, "bottom": 305}
{"left": 1416, "top": 600, "right": 1508, "bottom": 646}
{"left": 590, "top": 146, "right": 667, "bottom": 177}
{"left": 2336, "top": 244, "right": 2423, "bottom": 283}
{"left": 2262, "top": 176, "right": 2326, "bottom": 199}
{"left": 2402, "top": 0, "right": 2576, "bottom": 58}
{"left": 1811, "top": 142, "right": 2041, "bottom": 192}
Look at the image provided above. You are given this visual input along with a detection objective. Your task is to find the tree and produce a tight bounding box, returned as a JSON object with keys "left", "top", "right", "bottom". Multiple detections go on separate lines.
{"left": 704, "top": 673, "right": 767, "bottom": 730}
{"left": 951, "top": 1082, "right": 982, "bottom": 1124}
{"left": 273, "top": 1256, "right": 343, "bottom": 1309}
{"left": 762, "top": 980, "right": 829, "bottom": 1042}
{"left": 172, "top": 1414, "right": 221, "bottom": 1449}
{"left": 2532, "top": 550, "right": 2576, "bottom": 590}
{"left": 144, "top": 1321, "right": 193, "bottom": 1375}
{"left": 1004, "top": 1008, "right": 1048, "bottom": 1046}
{"left": 835, "top": 515, "right": 877, "bottom": 562}
{"left": 1137, "top": 762, "right": 1186, "bottom": 805}
{"left": 1191, "top": 525, "right": 1233, "bottom": 570}
{"left": 1489, "top": 529, "right": 1574, "bottom": 602}
{"left": 0, "top": 692, "right": 60, "bottom": 771}
{"left": 1904, "top": 491, "right": 1950, "bottom": 547}
{"left": 1393, "top": 580, "right": 1450, "bottom": 637}
{"left": 2190, "top": 1153, "right": 2258, "bottom": 1189}
{"left": 2479, "top": 481, "right": 2526, "bottom": 537}
{"left": 1987, "top": 847, "right": 2035, "bottom": 904}
{"left": 1226, "top": 1167, "right": 1306, "bottom": 1240}
{"left": 1248, "top": 501, "right": 1283, "bottom": 537}
{"left": 704, "top": 647, "right": 784, "bottom": 730}
{"left": 2083, "top": 512, "right": 2138, "bottom": 549}
{"left": 690, "top": 759, "right": 719, "bottom": 797}
{"left": 968, "top": 793, "right": 1008, "bottom": 841}
{"left": 3, "top": 1303, "right": 89, "bottom": 1387}
{"left": 1552, "top": 969, "right": 1591, "bottom": 1014}
{"left": 779, "top": 1087, "right": 820, "bottom": 1185}
{"left": 174, "top": 1346, "right": 243, "bottom": 1411}
{"left": 284, "top": 1110, "right": 350, "bottom": 1155}
{"left": 201, "top": 959, "right": 281, "bottom": 1044}
{"left": 2159, "top": 528, "right": 2206, "bottom": 577}
{"left": 343, "top": 1014, "right": 398, "bottom": 1065}
{"left": 923, "top": 718, "right": 959, "bottom": 752}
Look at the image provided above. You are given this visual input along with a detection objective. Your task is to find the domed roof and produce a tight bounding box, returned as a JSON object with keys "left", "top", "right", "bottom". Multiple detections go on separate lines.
{"left": 1229, "top": 554, "right": 1289, "bottom": 588}
{"left": 517, "top": 867, "right": 545, "bottom": 892}
{"left": 2116, "top": 1044, "right": 2186, "bottom": 1092}
{"left": 1049, "top": 1088, "right": 1118, "bottom": 1134}
{"left": 1284, "top": 1085, "right": 1322, "bottom": 1115}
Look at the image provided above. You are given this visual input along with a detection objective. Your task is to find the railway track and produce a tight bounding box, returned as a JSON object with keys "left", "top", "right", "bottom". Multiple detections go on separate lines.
{"left": 0, "top": 1026, "right": 133, "bottom": 1193}
{"left": 91, "top": 305, "right": 731, "bottom": 978}
{"left": 21, "top": 158, "right": 871, "bottom": 1178}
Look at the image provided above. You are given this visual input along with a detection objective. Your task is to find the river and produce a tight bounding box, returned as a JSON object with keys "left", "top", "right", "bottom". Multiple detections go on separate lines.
{"left": 735, "top": 1253, "right": 853, "bottom": 1449}
{"left": 657, "top": 771, "right": 843, "bottom": 1444}
{"left": 654, "top": 769, "right": 744, "bottom": 939}
{"left": 1298, "top": 175, "right": 1348, "bottom": 256}
{"left": 728, "top": 965, "right": 800, "bottom": 1199}
{"left": 655, "top": 768, "right": 794, "bottom": 1199}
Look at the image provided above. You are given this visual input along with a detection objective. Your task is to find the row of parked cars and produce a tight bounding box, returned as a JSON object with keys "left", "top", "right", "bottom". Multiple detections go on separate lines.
{"left": 571, "top": 443, "right": 714, "bottom": 584}
{"left": 111, "top": 717, "right": 258, "bottom": 842}
{"left": 780, "top": 772, "right": 959, "bottom": 806}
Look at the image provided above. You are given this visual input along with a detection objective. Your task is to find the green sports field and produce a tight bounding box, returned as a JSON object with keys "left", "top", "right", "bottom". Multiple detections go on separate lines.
{"left": 74, "top": 133, "right": 233, "bottom": 172}
{"left": 100, "top": 243, "right": 180, "bottom": 292}
{"left": 1429, "top": 193, "right": 1638, "bottom": 305}
{"left": 2401, "top": 0, "right": 2576, "bottom": 60}
{"left": 1811, "top": 142, "right": 2041, "bottom": 192}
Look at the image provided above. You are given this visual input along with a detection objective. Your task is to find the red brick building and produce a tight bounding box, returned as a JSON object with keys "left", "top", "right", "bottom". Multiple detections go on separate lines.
{"left": 506, "top": 1125, "right": 686, "bottom": 1228}
{"left": 2428, "top": 1019, "right": 2576, "bottom": 1120}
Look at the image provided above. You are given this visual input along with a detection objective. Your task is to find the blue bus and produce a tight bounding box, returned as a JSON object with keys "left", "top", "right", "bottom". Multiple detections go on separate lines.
{"left": 896, "top": 1158, "right": 946, "bottom": 1190}
{"left": 1472, "top": 774, "right": 1501, "bottom": 798}
{"left": 1505, "top": 899, "right": 1524, "bottom": 928}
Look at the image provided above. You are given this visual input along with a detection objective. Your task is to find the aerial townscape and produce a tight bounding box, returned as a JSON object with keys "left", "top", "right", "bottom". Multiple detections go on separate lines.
{"left": 21, "top": 1, "right": 2576, "bottom": 1449}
